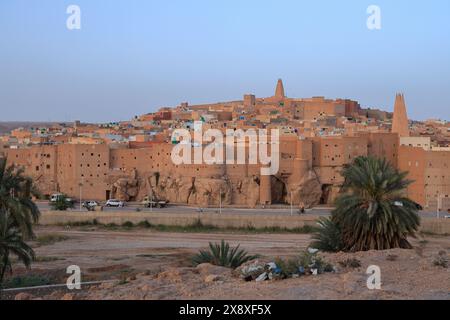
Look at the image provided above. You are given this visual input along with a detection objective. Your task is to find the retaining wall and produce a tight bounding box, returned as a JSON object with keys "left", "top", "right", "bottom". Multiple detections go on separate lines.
{"left": 38, "top": 211, "right": 450, "bottom": 235}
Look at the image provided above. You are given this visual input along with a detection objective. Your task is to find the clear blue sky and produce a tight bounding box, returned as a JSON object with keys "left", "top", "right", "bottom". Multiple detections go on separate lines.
{"left": 1, "top": 0, "right": 449, "bottom": 122}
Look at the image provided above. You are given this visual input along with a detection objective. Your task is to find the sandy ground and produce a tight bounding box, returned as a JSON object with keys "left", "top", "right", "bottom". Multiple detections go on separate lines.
{"left": 3, "top": 226, "right": 450, "bottom": 300}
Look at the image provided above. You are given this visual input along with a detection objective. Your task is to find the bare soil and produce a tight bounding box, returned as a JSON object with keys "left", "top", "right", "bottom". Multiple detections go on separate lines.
{"left": 3, "top": 226, "right": 449, "bottom": 300}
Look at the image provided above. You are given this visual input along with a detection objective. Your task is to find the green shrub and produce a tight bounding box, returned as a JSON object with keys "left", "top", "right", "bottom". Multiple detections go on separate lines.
{"left": 310, "top": 217, "right": 343, "bottom": 252}
{"left": 122, "top": 221, "right": 134, "bottom": 228}
{"left": 35, "top": 256, "right": 65, "bottom": 262}
{"left": 3, "top": 275, "right": 52, "bottom": 289}
{"left": 274, "top": 257, "right": 299, "bottom": 278}
{"left": 137, "top": 220, "right": 152, "bottom": 228}
{"left": 36, "top": 234, "right": 69, "bottom": 246}
{"left": 298, "top": 250, "right": 333, "bottom": 274}
{"left": 192, "top": 240, "right": 258, "bottom": 269}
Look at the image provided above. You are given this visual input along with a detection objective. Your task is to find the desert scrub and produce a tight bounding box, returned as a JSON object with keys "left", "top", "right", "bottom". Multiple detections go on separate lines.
{"left": 2, "top": 275, "right": 53, "bottom": 289}
{"left": 57, "top": 219, "right": 317, "bottom": 234}
{"left": 298, "top": 250, "right": 334, "bottom": 274}
{"left": 274, "top": 250, "right": 334, "bottom": 278}
{"left": 274, "top": 257, "right": 302, "bottom": 278}
{"left": 35, "top": 256, "right": 66, "bottom": 262}
{"left": 36, "top": 233, "right": 69, "bottom": 246}
{"left": 122, "top": 221, "right": 134, "bottom": 228}
{"left": 192, "top": 240, "right": 258, "bottom": 269}
{"left": 433, "top": 251, "right": 448, "bottom": 268}
{"left": 338, "top": 258, "right": 362, "bottom": 268}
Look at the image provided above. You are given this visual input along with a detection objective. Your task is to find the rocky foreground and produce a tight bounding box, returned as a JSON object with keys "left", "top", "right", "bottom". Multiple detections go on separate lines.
{"left": 15, "top": 245, "right": 450, "bottom": 300}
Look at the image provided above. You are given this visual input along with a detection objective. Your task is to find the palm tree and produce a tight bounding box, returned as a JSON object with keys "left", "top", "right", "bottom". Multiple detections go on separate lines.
{"left": 0, "top": 157, "right": 39, "bottom": 293}
{"left": 0, "top": 158, "right": 40, "bottom": 238}
{"left": 331, "top": 156, "right": 420, "bottom": 251}
{"left": 0, "top": 211, "right": 35, "bottom": 292}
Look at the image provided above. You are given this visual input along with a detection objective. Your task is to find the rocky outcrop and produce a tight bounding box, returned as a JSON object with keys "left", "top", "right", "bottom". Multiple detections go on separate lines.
{"left": 287, "top": 170, "right": 322, "bottom": 208}
{"left": 109, "top": 168, "right": 322, "bottom": 207}
{"left": 230, "top": 176, "right": 260, "bottom": 208}
{"left": 111, "top": 178, "right": 139, "bottom": 201}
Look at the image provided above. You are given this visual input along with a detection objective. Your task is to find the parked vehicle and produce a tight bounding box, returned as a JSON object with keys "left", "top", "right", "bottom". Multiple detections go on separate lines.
{"left": 82, "top": 201, "right": 99, "bottom": 211}
{"left": 50, "top": 193, "right": 74, "bottom": 204}
{"left": 105, "top": 199, "right": 125, "bottom": 207}
{"left": 141, "top": 196, "right": 169, "bottom": 208}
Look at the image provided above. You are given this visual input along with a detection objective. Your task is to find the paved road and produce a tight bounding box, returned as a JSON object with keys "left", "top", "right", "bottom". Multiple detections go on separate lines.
{"left": 37, "top": 202, "right": 444, "bottom": 218}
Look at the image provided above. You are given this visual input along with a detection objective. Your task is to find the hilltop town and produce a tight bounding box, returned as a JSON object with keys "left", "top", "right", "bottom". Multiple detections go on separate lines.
{"left": 1, "top": 80, "right": 449, "bottom": 211}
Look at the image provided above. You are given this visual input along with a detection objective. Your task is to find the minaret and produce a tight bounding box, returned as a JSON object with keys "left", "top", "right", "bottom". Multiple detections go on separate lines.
{"left": 275, "top": 79, "right": 285, "bottom": 99}
{"left": 392, "top": 93, "right": 410, "bottom": 137}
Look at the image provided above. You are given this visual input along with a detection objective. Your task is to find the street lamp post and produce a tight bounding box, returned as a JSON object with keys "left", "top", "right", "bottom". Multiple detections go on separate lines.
{"left": 150, "top": 192, "right": 153, "bottom": 212}
{"left": 219, "top": 187, "right": 222, "bottom": 215}
{"left": 79, "top": 179, "right": 83, "bottom": 211}
{"left": 290, "top": 191, "right": 293, "bottom": 216}
{"left": 437, "top": 192, "right": 441, "bottom": 219}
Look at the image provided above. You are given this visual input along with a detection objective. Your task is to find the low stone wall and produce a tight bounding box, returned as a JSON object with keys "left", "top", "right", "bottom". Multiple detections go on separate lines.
{"left": 39, "top": 211, "right": 318, "bottom": 229}
{"left": 38, "top": 211, "right": 450, "bottom": 235}
{"left": 420, "top": 218, "right": 450, "bottom": 235}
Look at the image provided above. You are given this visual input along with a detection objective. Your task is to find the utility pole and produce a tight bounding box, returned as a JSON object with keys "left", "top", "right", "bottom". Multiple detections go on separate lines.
{"left": 290, "top": 191, "right": 293, "bottom": 216}
{"left": 437, "top": 192, "right": 441, "bottom": 219}
{"left": 219, "top": 187, "right": 222, "bottom": 215}
{"left": 79, "top": 178, "right": 83, "bottom": 211}
{"left": 150, "top": 192, "right": 153, "bottom": 212}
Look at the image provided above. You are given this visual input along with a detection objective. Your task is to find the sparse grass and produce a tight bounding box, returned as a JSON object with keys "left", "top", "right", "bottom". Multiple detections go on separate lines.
{"left": 35, "top": 256, "right": 66, "bottom": 262}
{"left": 433, "top": 256, "right": 448, "bottom": 268}
{"left": 57, "top": 218, "right": 318, "bottom": 234}
{"left": 338, "top": 258, "right": 362, "bottom": 268}
{"left": 136, "top": 220, "right": 152, "bottom": 228}
{"left": 35, "top": 233, "right": 69, "bottom": 246}
{"left": 2, "top": 275, "right": 53, "bottom": 289}
{"left": 420, "top": 231, "right": 450, "bottom": 237}
{"left": 122, "top": 221, "right": 134, "bottom": 228}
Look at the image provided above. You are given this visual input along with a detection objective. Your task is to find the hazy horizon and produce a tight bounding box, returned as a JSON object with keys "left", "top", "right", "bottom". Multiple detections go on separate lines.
{"left": 1, "top": 0, "right": 449, "bottom": 123}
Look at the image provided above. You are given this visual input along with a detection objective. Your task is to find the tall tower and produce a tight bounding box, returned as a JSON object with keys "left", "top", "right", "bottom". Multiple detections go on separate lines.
{"left": 392, "top": 93, "right": 410, "bottom": 137}
{"left": 275, "top": 79, "right": 285, "bottom": 99}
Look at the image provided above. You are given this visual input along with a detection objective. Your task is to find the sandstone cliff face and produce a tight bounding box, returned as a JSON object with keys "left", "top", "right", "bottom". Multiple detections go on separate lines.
{"left": 109, "top": 170, "right": 139, "bottom": 201}
{"left": 286, "top": 170, "right": 322, "bottom": 208}
{"left": 109, "top": 169, "right": 322, "bottom": 208}
{"left": 230, "top": 176, "right": 260, "bottom": 208}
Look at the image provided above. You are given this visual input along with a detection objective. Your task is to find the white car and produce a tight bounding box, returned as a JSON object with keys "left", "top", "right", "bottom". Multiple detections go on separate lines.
{"left": 82, "top": 201, "right": 99, "bottom": 208}
{"left": 105, "top": 199, "right": 125, "bottom": 207}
